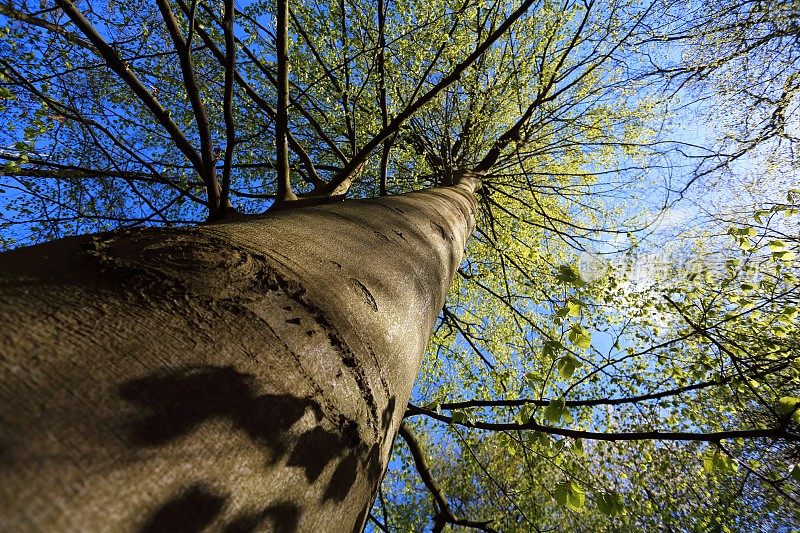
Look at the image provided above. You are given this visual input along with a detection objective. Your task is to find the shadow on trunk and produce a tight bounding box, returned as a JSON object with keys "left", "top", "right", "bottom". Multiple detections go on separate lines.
{"left": 119, "top": 365, "right": 391, "bottom": 530}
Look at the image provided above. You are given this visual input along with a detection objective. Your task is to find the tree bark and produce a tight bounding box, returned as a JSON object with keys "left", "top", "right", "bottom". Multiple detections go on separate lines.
{"left": 0, "top": 177, "right": 479, "bottom": 532}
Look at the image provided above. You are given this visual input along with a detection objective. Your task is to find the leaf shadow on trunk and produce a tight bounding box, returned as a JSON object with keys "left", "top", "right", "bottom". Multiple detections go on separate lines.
{"left": 117, "top": 365, "right": 391, "bottom": 531}
{"left": 139, "top": 483, "right": 300, "bottom": 533}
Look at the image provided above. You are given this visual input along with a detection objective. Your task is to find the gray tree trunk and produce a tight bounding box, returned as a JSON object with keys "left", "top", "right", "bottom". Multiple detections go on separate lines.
{"left": 0, "top": 177, "right": 479, "bottom": 532}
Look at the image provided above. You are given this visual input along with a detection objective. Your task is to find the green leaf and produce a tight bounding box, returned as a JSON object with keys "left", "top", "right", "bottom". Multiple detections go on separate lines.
{"left": 702, "top": 450, "right": 715, "bottom": 473}
{"left": 791, "top": 464, "right": 800, "bottom": 484}
{"left": 544, "top": 398, "right": 566, "bottom": 423}
{"left": 572, "top": 438, "right": 584, "bottom": 456}
{"left": 702, "top": 448, "right": 738, "bottom": 474}
{"left": 595, "top": 491, "right": 624, "bottom": 516}
{"left": 555, "top": 481, "right": 585, "bottom": 512}
{"left": 528, "top": 431, "right": 551, "bottom": 448}
{"left": 777, "top": 397, "right": 800, "bottom": 423}
{"left": 596, "top": 492, "right": 613, "bottom": 515}
{"left": 450, "top": 410, "right": 471, "bottom": 424}
{"left": 568, "top": 324, "right": 591, "bottom": 350}
{"left": 769, "top": 240, "right": 787, "bottom": 252}
{"left": 524, "top": 371, "right": 540, "bottom": 384}
{"left": 556, "top": 355, "right": 581, "bottom": 378}
{"left": 556, "top": 299, "right": 583, "bottom": 319}
{"left": 567, "top": 299, "right": 582, "bottom": 316}
{"left": 778, "top": 306, "right": 798, "bottom": 324}
{"left": 517, "top": 403, "right": 536, "bottom": 424}
{"left": 556, "top": 265, "right": 585, "bottom": 287}
{"left": 567, "top": 486, "right": 585, "bottom": 512}
{"left": 554, "top": 481, "right": 569, "bottom": 506}
{"left": 543, "top": 340, "right": 562, "bottom": 357}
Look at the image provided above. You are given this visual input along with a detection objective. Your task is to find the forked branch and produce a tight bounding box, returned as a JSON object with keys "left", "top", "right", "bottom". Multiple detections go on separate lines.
{"left": 321, "top": 0, "right": 539, "bottom": 197}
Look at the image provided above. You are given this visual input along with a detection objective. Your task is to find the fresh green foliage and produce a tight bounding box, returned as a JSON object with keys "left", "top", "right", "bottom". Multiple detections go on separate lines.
{"left": 1, "top": 0, "right": 799, "bottom": 530}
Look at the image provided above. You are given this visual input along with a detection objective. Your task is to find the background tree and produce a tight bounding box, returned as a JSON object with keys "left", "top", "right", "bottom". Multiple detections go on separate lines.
{"left": 1, "top": 0, "right": 799, "bottom": 530}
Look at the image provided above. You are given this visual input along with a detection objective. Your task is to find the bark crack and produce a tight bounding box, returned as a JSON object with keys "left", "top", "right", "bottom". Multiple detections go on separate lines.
{"left": 351, "top": 278, "right": 378, "bottom": 312}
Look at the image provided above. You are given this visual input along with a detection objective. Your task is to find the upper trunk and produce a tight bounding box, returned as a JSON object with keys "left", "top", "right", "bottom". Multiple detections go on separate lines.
{"left": 0, "top": 179, "right": 479, "bottom": 532}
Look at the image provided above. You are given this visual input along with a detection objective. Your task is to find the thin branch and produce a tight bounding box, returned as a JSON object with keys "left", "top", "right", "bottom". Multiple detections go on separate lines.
{"left": 338, "top": 0, "right": 356, "bottom": 155}
{"left": 377, "top": 0, "right": 390, "bottom": 196}
{"left": 442, "top": 307, "right": 495, "bottom": 370}
{"left": 232, "top": 8, "right": 349, "bottom": 165}
{"left": 474, "top": 100, "right": 536, "bottom": 172}
{"left": 405, "top": 404, "right": 798, "bottom": 443}
{"left": 0, "top": 58, "right": 204, "bottom": 207}
{"left": 0, "top": 2, "right": 93, "bottom": 48}
{"left": 378, "top": 486, "right": 390, "bottom": 532}
{"left": 172, "top": 0, "right": 324, "bottom": 188}
{"left": 399, "top": 423, "right": 497, "bottom": 533}
{"left": 288, "top": 7, "right": 342, "bottom": 95}
{"left": 429, "top": 378, "right": 738, "bottom": 410}
{"left": 662, "top": 295, "right": 779, "bottom": 418}
{"left": 368, "top": 513, "right": 389, "bottom": 532}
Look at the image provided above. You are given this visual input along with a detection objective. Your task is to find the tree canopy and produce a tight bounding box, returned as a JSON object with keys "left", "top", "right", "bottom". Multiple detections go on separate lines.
{"left": 1, "top": 0, "right": 799, "bottom": 529}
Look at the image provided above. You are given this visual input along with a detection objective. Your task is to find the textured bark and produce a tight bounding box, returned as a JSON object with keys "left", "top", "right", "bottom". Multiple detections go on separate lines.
{"left": 0, "top": 179, "right": 479, "bottom": 532}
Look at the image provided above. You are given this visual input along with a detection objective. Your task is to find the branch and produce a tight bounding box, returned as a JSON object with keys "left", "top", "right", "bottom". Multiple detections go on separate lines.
{"left": 338, "top": 0, "right": 356, "bottom": 155}
{"left": 432, "top": 380, "right": 732, "bottom": 410}
{"left": 399, "top": 423, "right": 498, "bottom": 533}
{"left": 289, "top": 8, "right": 342, "bottom": 94}
{"left": 442, "top": 307, "right": 495, "bottom": 370}
{"left": 274, "top": 0, "right": 295, "bottom": 202}
{"left": 377, "top": 0, "right": 390, "bottom": 196}
{"left": 405, "top": 404, "right": 799, "bottom": 443}
{"left": 54, "top": 1, "right": 207, "bottom": 194}
{"left": 367, "top": 513, "right": 389, "bottom": 532}
{"left": 322, "top": 0, "right": 539, "bottom": 196}
{"left": 718, "top": 442, "right": 800, "bottom": 507}
{"left": 473, "top": 101, "right": 536, "bottom": 172}
{"left": 154, "top": 0, "right": 221, "bottom": 211}
{"left": 219, "top": 0, "right": 236, "bottom": 210}
{"left": 662, "top": 295, "right": 779, "bottom": 418}
{"left": 229, "top": 8, "right": 349, "bottom": 165}
{"left": 172, "top": 0, "right": 324, "bottom": 188}
{"left": 428, "top": 358, "right": 792, "bottom": 412}
{"left": 0, "top": 2, "right": 93, "bottom": 48}
{"left": 0, "top": 58, "right": 204, "bottom": 207}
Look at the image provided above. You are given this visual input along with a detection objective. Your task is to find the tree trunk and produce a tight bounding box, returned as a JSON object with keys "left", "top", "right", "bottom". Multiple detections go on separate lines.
{"left": 0, "top": 178, "right": 479, "bottom": 532}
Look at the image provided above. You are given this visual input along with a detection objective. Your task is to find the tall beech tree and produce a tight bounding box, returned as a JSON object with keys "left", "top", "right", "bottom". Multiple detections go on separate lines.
{"left": 1, "top": 0, "right": 799, "bottom": 530}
